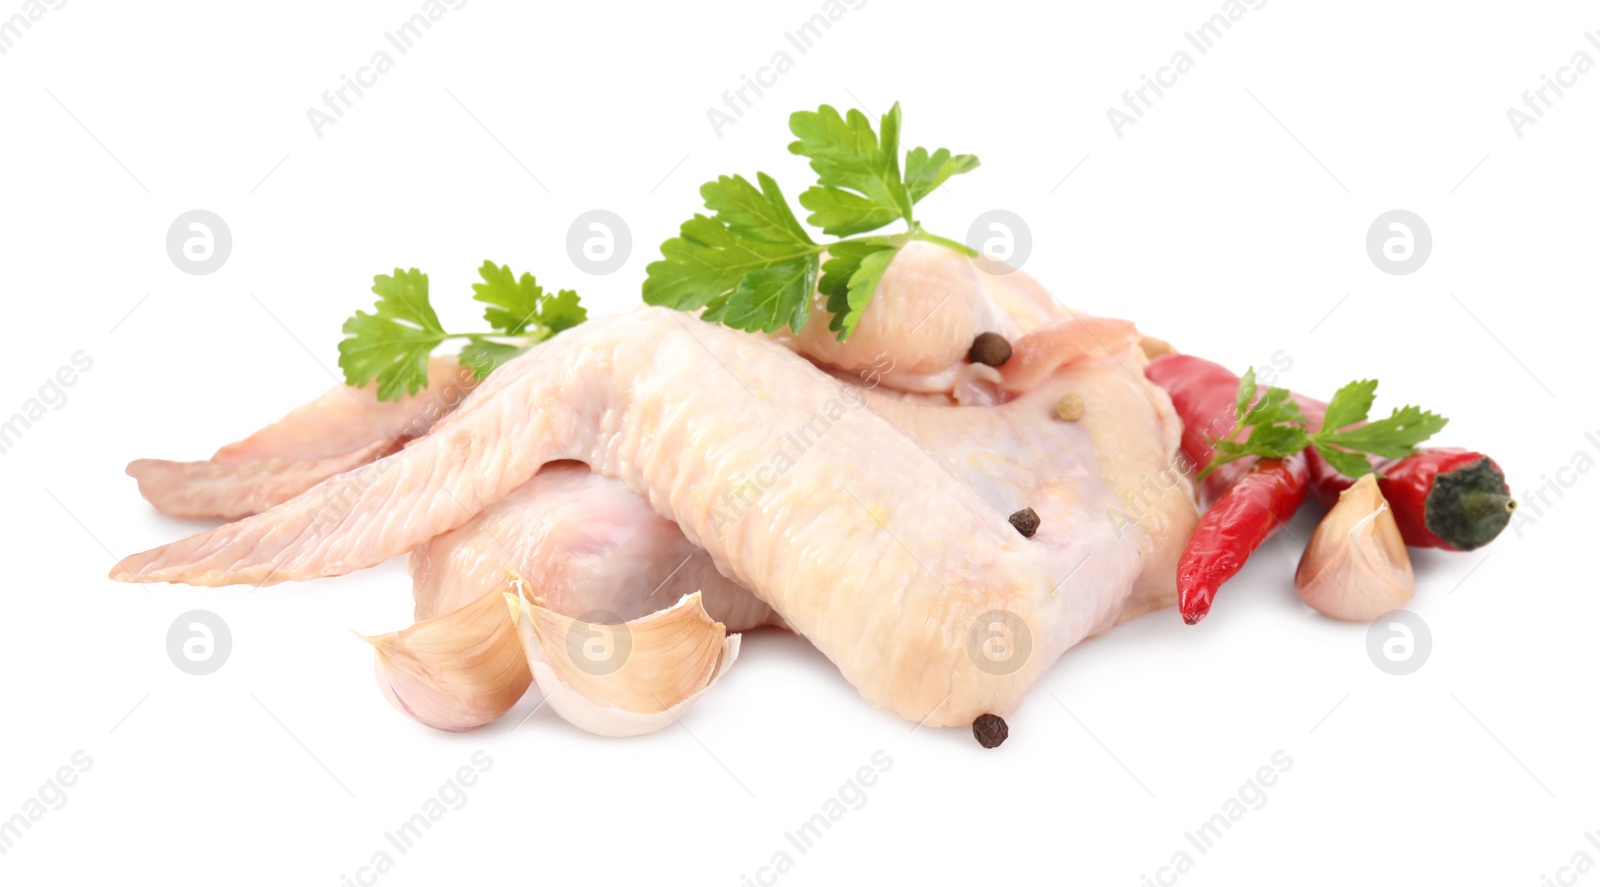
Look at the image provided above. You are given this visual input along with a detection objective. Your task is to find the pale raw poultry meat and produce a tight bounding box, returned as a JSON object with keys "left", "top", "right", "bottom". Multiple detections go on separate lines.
{"left": 783, "top": 241, "right": 1067, "bottom": 400}
{"left": 126, "top": 358, "right": 473, "bottom": 519}
{"left": 409, "top": 462, "right": 776, "bottom": 632}
{"left": 116, "top": 351, "right": 1187, "bottom": 720}
{"left": 115, "top": 244, "right": 1196, "bottom": 730}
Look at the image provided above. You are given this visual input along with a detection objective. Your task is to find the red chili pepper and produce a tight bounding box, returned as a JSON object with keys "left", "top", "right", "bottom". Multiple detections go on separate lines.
{"left": 1304, "top": 447, "right": 1515, "bottom": 551}
{"left": 1149, "top": 354, "right": 1516, "bottom": 563}
{"left": 1145, "top": 354, "right": 1313, "bottom": 623}
{"left": 1175, "top": 455, "right": 1309, "bottom": 624}
{"left": 1143, "top": 354, "right": 1258, "bottom": 503}
{"left": 1289, "top": 394, "right": 1515, "bottom": 550}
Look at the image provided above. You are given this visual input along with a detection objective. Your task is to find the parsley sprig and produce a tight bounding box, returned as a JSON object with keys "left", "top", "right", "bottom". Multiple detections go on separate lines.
{"left": 644, "top": 102, "right": 979, "bottom": 341}
{"left": 337, "top": 261, "right": 586, "bottom": 401}
{"left": 1199, "top": 369, "right": 1449, "bottom": 481}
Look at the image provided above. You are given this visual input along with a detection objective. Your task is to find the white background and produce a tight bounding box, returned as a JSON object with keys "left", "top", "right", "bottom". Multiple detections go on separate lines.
{"left": 2, "top": 1, "right": 1596, "bottom": 884}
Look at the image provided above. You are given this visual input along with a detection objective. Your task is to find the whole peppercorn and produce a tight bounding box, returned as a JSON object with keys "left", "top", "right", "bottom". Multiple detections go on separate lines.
{"left": 1055, "top": 392, "right": 1085, "bottom": 422}
{"left": 973, "top": 714, "right": 1008, "bottom": 748}
{"left": 968, "top": 332, "right": 1012, "bottom": 367}
{"left": 1008, "top": 507, "right": 1040, "bottom": 538}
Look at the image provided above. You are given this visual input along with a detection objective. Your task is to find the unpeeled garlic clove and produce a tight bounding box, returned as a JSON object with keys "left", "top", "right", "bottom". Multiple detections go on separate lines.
{"left": 1296, "top": 474, "right": 1415, "bottom": 621}
{"left": 365, "top": 587, "right": 532, "bottom": 732}
{"left": 513, "top": 584, "right": 739, "bottom": 737}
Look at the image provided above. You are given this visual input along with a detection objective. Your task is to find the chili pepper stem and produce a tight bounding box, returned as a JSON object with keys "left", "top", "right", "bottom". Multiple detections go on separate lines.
{"left": 1455, "top": 490, "right": 1517, "bottom": 523}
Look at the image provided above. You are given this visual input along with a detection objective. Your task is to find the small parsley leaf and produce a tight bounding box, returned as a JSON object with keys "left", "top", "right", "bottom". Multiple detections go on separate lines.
{"left": 818, "top": 241, "right": 879, "bottom": 306}
{"left": 1198, "top": 370, "right": 1449, "bottom": 481}
{"left": 338, "top": 269, "right": 446, "bottom": 401}
{"left": 472, "top": 261, "right": 587, "bottom": 336}
{"left": 1319, "top": 405, "right": 1449, "bottom": 459}
{"left": 1234, "top": 366, "right": 1258, "bottom": 422}
{"left": 644, "top": 101, "right": 978, "bottom": 340}
{"left": 458, "top": 339, "right": 533, "bottom": 381}
{"left": 1319, "top": 378, "right": 1378, "bottom": 432}
{"left": 339, "top": 263, "right": 587, "bottom": 399}
{"left": 1312, "top": 442, "right": 1380, "bottom": 480}
{"left": 644, "top": 214, "right": 821, "bottom": 313}
{"left": 797, "top": 187, "right": 902, "bottom": 239}
{"left": 788, "top": 102, "right": 912, "bottom": 233}
{"left": 818, "top": 240, "right": 899, "bottom": 340}
{"left": 834, "top": 246, "right": 898, "bottom": 341}
{"left": 904, "top": 147, "right": 979, "bottom": 204}
{"left": 700, "top": 173, "right": 815, "bottom": 246}
{"left": 706, "top": 258, "right": 817, "bottom": 334}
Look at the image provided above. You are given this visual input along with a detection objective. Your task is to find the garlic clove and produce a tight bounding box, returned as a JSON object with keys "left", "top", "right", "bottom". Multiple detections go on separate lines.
{"left": 365, "top": 587, "right": 532, "bottom": 732}
{"left": 1296, "top": 474, "right": 1415, "bottom": 622}
{"left": 512, "top": 585, "right": 739, "bottom": 737}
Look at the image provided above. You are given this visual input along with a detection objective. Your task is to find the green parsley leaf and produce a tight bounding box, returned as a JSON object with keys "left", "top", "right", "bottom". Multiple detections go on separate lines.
{"left": 338, "top": 269, "right": 447, "bottom": 401}
{"left": 817, "top": 240, "right": 899, "bottom": 340}
{"left": 1241, "top": 386, "right": 1309, "bottom": 432}
{"left": 1202, "top": 378, "right": 1309, "bottom": 478}
{"left": 644, "top": 214, "right": 821, "bottom": 313}
{"left": 1319, "top": 378, "right": 1377, "bottom": 432}
{"left": 818, "top": 241, "right": 877, "bottom": 306}
{"left": 703, "top": 258, "right": 817, "bottom": 334}
{"left": 339, "top": 263, "right": 587, "bottom": 400}
{"left": 1312, "top": 442, "right": 1379, "bottom": 479}
{"left": 1198, "top": 369, "right": 1449, "bottom": 481}
{"left": 700, "top": 173, "right": 814, "bottom": 246}
{"left": 904, "top": 147, "right": 979, "bottom": 204}
{"left": 1212, "top": 439, "right": 1250, "bottom": 461}
{"left": 535, "top": 287, "right": 586, "bottom": 335}
{"left": 1234, "top": 366, "right": 1258, "bottom": 422}
{"left": 458, "top": 339, "right": 532, "bottom": 382}
{"left": 797, "top": 187, "right": 903, "bottom": 239}
{"left": 644, "top": 101, "right": 977, "bottom": 340}
{"left": 1319, "top": 405, "right": 1449, "bottom": 459}
{"left": 472, "top": 261, "right": 587, "bottom": 336}
{"left": 1246, "top": 422, "right": 1314, "bottom": 459}
{"left": 789, "top": 102, "right": 912, "bottom": 235}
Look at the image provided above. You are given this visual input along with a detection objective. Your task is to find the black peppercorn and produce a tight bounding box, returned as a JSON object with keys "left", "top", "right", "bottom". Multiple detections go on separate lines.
{"left": 973, "top": 713, "right": 1008, "bottom": 748}
{"left": 968, "top": 332, "right": 1012, "bottom": 367}
{"left": 1008, "top": 507, "right": 1040, "bottom": 538}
